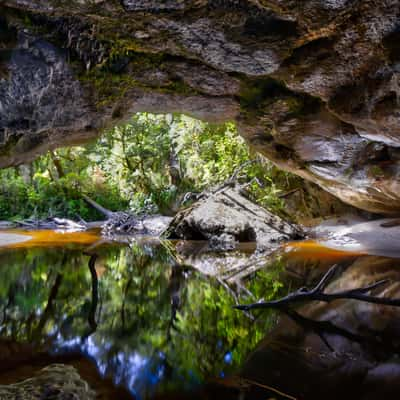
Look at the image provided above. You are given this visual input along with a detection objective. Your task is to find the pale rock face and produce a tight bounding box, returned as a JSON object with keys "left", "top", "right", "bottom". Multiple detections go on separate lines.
{"left": 1, "top": 0, "right": 400, "bottom": 214}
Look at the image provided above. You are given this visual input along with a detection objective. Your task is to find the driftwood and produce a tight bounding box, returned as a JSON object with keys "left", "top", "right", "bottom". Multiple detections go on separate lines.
{"left": 5, "top": 194, "right": 169, "bottom": 237}
{"left": 82, "top": 194, "right": 172, "bottom": 236}
{"left": 82, "top": 194, "right": 145, "bottom": 235}
{"left": 14, "top": 217, "right": 88, "bottom": 231}
{"left": 235, "top": 264, "right": 400, "bottom": 312}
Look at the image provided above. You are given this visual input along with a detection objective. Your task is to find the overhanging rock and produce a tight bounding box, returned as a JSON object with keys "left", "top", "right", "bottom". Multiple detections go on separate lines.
{"left": 1, "top": 1, "right": 400, "bottom": 213}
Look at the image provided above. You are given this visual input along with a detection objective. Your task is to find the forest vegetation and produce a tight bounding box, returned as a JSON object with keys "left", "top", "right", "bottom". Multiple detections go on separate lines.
{"left": 0, "top": 113, "right": 297, "bottom": 222}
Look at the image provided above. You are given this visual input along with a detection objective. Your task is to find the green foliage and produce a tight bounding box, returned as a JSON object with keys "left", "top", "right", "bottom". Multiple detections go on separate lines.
{"left": 0, "top": 148, "right": 128, "bottom": 221}
{"left": 0, "top": 113, "right": 294, "bottom": 221}
{"left": 93, "top": 114, "right": 174, "bottom": 214}
{"left": 172, "top": 116, "right": 291, "bottom": 215}
{"left": 93, "top": 114, "right": 292, "bottom": 216}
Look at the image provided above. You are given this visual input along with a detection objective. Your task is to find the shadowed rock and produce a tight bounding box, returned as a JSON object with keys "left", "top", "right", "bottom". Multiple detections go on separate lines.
{"left": 1, "top": 1, "right": 400, "bottom": 213}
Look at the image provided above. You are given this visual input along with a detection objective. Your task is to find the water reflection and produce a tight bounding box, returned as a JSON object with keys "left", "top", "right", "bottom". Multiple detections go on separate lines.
{"left": 0, "top": 238, "right": 281, "bottom": 399}
{"left": 1, "top": 232, "right": 400, "bottom": 399}
{"left": 241, "top": 255, "right": 400, "bottom": 400}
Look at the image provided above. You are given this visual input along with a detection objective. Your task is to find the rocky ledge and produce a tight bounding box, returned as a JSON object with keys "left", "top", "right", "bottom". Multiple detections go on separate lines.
{"left": 1, "top": 1, "right": 400, "bottom": 214}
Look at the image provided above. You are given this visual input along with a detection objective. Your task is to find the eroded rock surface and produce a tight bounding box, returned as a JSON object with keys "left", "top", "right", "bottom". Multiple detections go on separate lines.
{"left": 1, "top": 1, "right": 400, "bottom": 213}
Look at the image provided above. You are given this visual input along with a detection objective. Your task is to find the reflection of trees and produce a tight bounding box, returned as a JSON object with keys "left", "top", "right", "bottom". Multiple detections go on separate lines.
{"left": 34, "top": 272, "right": 63, "bottom": 339}
{"left": 0, "top": 243, "right": 285, "bottom": 396}
{"left": 0, "top": 248, "right": 103, "bottom": 343}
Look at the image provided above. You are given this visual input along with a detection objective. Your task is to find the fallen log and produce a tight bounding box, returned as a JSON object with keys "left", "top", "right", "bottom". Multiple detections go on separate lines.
{"left": 82, "top": 194, "right": 113, "bottom": 218}
{"left": 82, "top": 194, "right": 172, "bottom": 236}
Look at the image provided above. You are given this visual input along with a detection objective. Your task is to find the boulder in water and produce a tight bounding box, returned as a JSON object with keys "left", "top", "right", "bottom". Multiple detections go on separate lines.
{"left": 164, "top": 186, "right": 304, "bottom": 252}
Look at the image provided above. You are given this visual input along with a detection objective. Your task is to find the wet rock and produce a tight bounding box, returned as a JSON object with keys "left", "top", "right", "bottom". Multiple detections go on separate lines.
{"left": 122, "top": 0, "right": 188, "bottom": 12}
{"left": 0, "top": 221, "right": 16, "bottom": 229}
{"left": 101, "top": 213, "right": 172, "bottom": 236}
{"left": 0, "top": 364, "right": 95, "bottom": 399}
{"left": 164, "top": 186, "right": 304, "bottom": 252}
{"left": 142, "top": 215, "right": 174, "bottom": 236}
{"left": 2, "top": 1, "right": 400, "bottom": 213}
{"left": 209, "top": 233, "right": 237, "bottom": 252}
{"left": 0, "top": 232, "right": 31, "bottom": 247}
{"left": 314, "top": 217, "right": 400, "bottom": 258}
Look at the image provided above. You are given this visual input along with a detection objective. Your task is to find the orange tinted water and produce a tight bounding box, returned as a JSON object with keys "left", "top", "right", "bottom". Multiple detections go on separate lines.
{"left": 283, "top": 239, "right": 366, "bottom": 261}
{"left": 2, "top": 229, "right": 101, "bottom": 248}
{"left": 0, "top": 229, "right": 366, "bottom": 259}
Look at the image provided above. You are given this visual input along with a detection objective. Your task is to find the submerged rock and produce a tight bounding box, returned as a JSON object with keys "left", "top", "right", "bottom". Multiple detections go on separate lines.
{"left": 164, "top": 186, "right": 304, "bottom": 252}
{"left": 209, "top": 233, "right": 237, "bottom": 252}
{"left": 0, "top": 364, "right": 95, "bottom": 399}
{"left": 174, "top": 239, "right": 256, "bottom": 278}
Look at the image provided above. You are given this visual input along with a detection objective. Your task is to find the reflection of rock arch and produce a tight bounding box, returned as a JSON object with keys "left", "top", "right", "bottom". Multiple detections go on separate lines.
{"left": 241, "top": 256, "right": 400, "bottom": 400}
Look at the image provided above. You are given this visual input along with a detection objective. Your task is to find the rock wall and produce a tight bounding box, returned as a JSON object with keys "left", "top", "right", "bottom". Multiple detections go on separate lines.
{"left": 1, "top": 1, "right": 400, "bottom": 214}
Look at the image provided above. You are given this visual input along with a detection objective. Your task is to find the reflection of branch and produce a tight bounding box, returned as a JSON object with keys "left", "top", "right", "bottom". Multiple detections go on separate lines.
{"left": 217, "top": 278, "right": 255, "bottom": 321}
{"left": 1, "top": 285, "right": 15, "bottom": 326}
{"left": 167, "top": 266, "right": 185, "bottom": 340}
{"left": 242, "top": 378, "right": 298, "bottom": 400}
{"left": 87, "top": 254, "right": 99, "bottom": 334}
{"left": 235, "top": 264, "right": 397, "bottom": 311}
{"left": 281, "top": 307, "right": 400, "bottom": 355}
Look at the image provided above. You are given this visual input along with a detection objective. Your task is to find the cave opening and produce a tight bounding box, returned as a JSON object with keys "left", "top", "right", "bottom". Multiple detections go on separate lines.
{"left": 0, "top": 112, "right": 299, "bottom": 225}
{"left": 2, "top": 2, "right": 400, "bottom": 399}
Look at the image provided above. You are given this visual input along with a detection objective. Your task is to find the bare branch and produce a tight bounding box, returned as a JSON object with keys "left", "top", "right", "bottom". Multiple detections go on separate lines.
{"left": 235, "top": 264, "right": 396, "bottom": 311}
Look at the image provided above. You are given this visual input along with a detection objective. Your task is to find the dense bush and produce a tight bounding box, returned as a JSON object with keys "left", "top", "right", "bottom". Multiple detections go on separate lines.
{"left": 0, "top": 153, "right": 127, "bottom": 221}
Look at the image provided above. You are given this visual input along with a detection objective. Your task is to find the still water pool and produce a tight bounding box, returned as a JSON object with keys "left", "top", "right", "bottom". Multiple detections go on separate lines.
{"left": 0, "top": 230, "right": 398, "bottom": 399}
